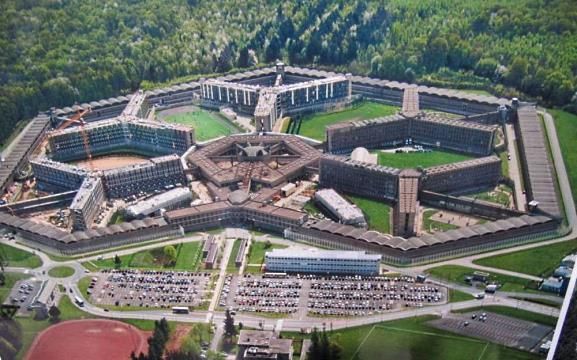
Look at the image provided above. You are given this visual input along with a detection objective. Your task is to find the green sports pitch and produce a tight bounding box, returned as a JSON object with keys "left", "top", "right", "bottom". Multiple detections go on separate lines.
{"left": 160, "top": 106, "right": 240, "bottom": 142}
{"left": 297, "top": 101, "right": 399, "bottom": 141}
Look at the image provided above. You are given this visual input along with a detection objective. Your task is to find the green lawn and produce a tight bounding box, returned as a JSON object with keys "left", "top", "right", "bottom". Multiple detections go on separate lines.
{"left": 47, "top": 266, "right": 75, "bottom": 278}
{"left": 499, "top": 151, "right": 510, "bottom": 177}
{"left": 347, "top": 195, "right": 391, "bottom": 234}
{"left": 0, "top": 273, "right": 30, "bottom": 303}
{"left": 282, "top": 316, "right": 538, "bottom": 360}
{"left": 0, "top": 243, "right": 42, "bottom": 268}
{"left": 375, "top": 150, "right": 472, "bottom": 169}
{"left": 298, "top": 101, "right": 398, "bottom": 141}
{"left": 510, "top": 296, "right": 562, "bottom": 309}
{"left": 422, "top": 209, "right": 459, "bottom": 233}
{"left": 474, "top": 238, "right": 577, "bottom": 277}
{"left": 247, "top": 241, "right": 287, "bottom": 265}
{"left": 162, "top": 107, "right": 239, "bottom": 141}
{"left": 453, "top": 306, "right": 557, "bottom": 327}
{"left": 448, "top": 288, "right": 474, "bottom": 303}
{"left": 83, "top": 241, "right": 202, "bottom": 271}
{"left": 108, "top": 211, "right": 125, "bottom": 225}
{"left": 426, "top": 265, "right": 540, "bottom": 293}
{"left": 227, "top": 239, "right": 242, "bottom": 272}
{"left": 551, "top": 109, "right": 577, "bottom": 208}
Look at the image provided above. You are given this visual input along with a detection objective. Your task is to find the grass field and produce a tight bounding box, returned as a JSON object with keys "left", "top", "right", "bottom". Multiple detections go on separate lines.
{"left": 551, "top": 109, "right": 577, "bottom": 208}
{"left": 108, "top": 211, "right": 125, "bottom": 225}
{"left": 422, "top": 209, "right": 459, "bottom": 233}
{"left": 375, "top": 150, "right": 472, "bottom": 169}
{"left": 448, "top": 288, "right": 474, "bottom": 303}
{"left": 162, "top": 107, "right": 239, "bottom": 141}
{"left": 0, "top": 273, "right": 30, "bottom": 303}
{"left": 347, "top": 195, "right": 391, "bottom": 234}
{"left": 47, "top": 266, "right": 75, "bottom": 278}
{"left": 247, "top": 241, "right": 287, "bottom": 265}
{"left": 426, "top": 265, "right": 540, "bottom": 293}
{"left": 499, "top": 151, "right": 510, "bottom": 177}
{"left": 298, "top": 101, "right": 398, "bottom": 141}
{"left": 453, "top": 305, "right": 557, "bottom": 327}
{"left": 84, "top": 241, "right": 202, "bottom": 271}
{"left": 474, "top": 238, "right": 577, "bottom": 277}
{"left": 0, "top": 243, "right": 42, "bottom": 268}
{"left": 282, "top": 316, "right": 538, "bottom": 360}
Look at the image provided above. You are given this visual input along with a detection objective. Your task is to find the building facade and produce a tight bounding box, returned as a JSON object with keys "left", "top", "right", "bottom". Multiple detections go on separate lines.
{"left": 265, "top": 248, "right": 381, "bottom": 275}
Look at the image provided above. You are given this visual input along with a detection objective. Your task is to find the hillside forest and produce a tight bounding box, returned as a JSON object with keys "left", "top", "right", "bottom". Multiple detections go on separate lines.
{"left": 1, "top": 0, "right": 576, "bottom": 145}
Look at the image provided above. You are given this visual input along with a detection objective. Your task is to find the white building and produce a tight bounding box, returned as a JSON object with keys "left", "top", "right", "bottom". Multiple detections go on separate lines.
{"left": 264, "top": 248, "right": 381, "bottom": 275}
{"left": 125, "top": 187, "right": 192, "bottom": 219}
{"left": 314, "top": 188, "right": 366, "bottom": 226}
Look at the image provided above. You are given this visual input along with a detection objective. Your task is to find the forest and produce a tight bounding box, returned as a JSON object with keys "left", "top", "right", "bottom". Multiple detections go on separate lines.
{"left": 1, "top": 0, "right": 576, "bottom": 145}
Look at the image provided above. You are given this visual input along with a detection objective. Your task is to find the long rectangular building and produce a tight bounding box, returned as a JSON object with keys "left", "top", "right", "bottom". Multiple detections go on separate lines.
{"left": 515, "top": 106, "right": 561, "bottom": 218}
{"left": 48, "top": 118, "right": 193, "bottom": 161}
{"left": 319, "top": 155, "right": 399, "bottom": 202}
{"left": 422, "top": 156, "right": 501, "bottom": 194}
{"left": 264, "top": 248, "right": 381, "bottom": 275}
{"left": 326, "top": 113, "right": 497, "bottom": 156}
{"left": 69, "top": 177, "right": 105, "bottom": 231}
{"left": 31, "top": 157, "right": 89, "bottom": 192}
{"left": 314, "top": 188, "right": 365, "bottom": 226}
{"left": 103, "top": 154, "right": 185, "bottom": 198}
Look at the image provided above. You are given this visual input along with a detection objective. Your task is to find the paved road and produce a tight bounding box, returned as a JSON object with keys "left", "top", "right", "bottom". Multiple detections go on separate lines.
{"left": 505, "top": 123, "right": 527, "bottom": 211}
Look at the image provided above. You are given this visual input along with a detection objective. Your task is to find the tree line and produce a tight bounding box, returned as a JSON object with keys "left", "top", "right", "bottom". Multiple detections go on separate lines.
{"left": 1, "top": 0, "right": 576, "bottom": 146}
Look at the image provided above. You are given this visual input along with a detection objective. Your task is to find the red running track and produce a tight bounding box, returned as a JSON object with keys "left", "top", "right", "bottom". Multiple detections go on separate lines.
{"left": 26, "top": 319, "right": 148, "bottom": 360}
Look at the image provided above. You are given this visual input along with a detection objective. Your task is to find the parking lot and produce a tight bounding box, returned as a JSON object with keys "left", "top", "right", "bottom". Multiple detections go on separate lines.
{"left": 428, "top": 311, "right": 553, "bottom": 351}
{"left": 4, "top": 279, "right": 43, "bottom": 315}
{"left": 219, "top": 274, "right": 447, "bottom": 317}
{"left": 88, "top": 269, "right": 212, "bottom": 309}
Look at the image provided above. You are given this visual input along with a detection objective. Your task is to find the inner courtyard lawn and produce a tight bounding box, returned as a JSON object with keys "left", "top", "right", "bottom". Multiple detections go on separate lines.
{"left": 347, "top": 195, "right": 391, "bottom": 234}
{"left": 298, "top": 101, "right": 398, "bottom": 141}
{"left": 375, "top": 150, "right": 472, "bottom": 169}
{"left": 162, "top": 107, "right": 239, "bottom": 141}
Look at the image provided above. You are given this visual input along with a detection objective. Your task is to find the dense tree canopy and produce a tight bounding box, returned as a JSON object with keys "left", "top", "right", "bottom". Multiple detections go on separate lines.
{"left": 1, "top": 0, "right": 576, "bottom": 145}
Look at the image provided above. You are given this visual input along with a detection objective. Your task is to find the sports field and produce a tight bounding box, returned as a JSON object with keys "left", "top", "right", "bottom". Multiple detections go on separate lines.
{"left": 375, "top": 150, "right": 472, "bottom": 169}
{"left": 283, "top": 316, "right": 538, "bottom": 360}
{"left": 159, "top": 105, "right": 239, "bottom": 141}
{"left": 298, "top": 101, "right": 399, "bottom": 141}
{"left": 26, "top": 319, "right": 148, "bottom": 360}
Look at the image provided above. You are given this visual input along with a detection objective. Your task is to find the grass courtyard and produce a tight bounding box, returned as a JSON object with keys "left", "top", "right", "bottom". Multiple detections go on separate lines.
{"left": 347, "top": 195, "right": 391, "bottom": 234}
{"left": 298, "top": 101, "right": 398, "bottom": 141}
{"left": 83, "top": 241, "right": 202, "bottom": 271}
{"left": 0, "top": 243, "right": 42, "bottom": 268}
{"left": 426, "top": 265, "right": 540, "bottom": 293}
{"left": 282, "top": 316, "right": 539, "bottom": 360}
{"left": 375, "top": 150, "right": 472, "bottom": 169}
{"left": 422, "top": 209, "right": 459, "bottom": 233}
{"left": 161, "top": 106, "right": 240, "bottom": 142}
{"left": 474, "top": 238, "right": 577, "bottom": 277}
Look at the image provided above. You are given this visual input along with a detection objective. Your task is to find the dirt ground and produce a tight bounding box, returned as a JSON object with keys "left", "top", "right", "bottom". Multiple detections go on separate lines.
{"left": 73, "top": 154, "right": 149, "bottom": 171}
{"left": 165, "top": 324, "right": 192, "bottom": 353}
{"left": 430, "top": 209, "right": 481, "bottom": 227}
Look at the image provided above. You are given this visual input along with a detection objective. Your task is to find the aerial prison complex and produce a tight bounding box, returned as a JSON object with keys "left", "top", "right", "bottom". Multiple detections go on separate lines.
{"left": 0, "top": 63, "right": 564, "bottom": 266}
